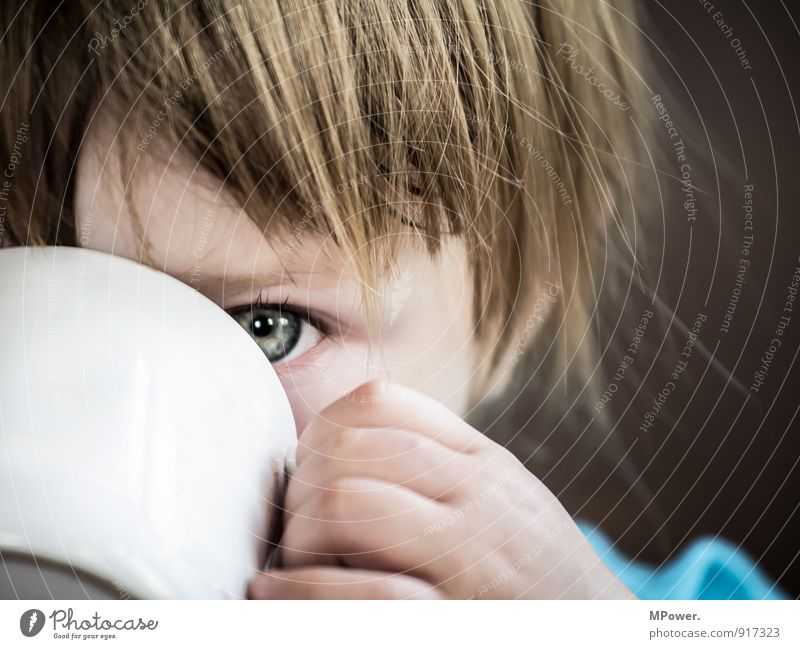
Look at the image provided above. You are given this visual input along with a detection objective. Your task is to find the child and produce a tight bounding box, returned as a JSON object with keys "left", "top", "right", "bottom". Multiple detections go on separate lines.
{"left": 0, "top": 0, "right": 784, "bottom": 598}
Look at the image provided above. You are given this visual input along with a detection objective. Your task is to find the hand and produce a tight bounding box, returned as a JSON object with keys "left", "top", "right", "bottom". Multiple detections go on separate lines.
{"left": 248, "top": 380, "right": 637, "bottom": 599}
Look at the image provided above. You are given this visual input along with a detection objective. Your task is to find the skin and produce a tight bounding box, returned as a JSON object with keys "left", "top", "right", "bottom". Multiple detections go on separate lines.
{"left": 74, "top": 116, "right": 636, "bottom": 600}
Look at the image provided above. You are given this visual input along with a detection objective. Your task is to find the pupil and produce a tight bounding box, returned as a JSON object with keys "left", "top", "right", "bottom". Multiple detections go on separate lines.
{"left": 252, "top": 315, "right": 275, "bottom": 337}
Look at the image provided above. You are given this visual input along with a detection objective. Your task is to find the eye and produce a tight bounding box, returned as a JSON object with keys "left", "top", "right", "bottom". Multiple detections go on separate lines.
{"left": 228, "top": 301, "right": 325, "bottom": 364}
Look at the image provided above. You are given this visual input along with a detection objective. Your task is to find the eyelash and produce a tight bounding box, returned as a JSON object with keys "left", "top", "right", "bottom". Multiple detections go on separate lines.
{"left": 232, "top": 290, "right": 333, "bottom": 339}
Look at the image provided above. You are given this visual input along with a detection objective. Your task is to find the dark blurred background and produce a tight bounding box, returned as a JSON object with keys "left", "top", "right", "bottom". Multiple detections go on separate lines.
{"left": 482, "top": 0, "right": 800, "bottom": 598}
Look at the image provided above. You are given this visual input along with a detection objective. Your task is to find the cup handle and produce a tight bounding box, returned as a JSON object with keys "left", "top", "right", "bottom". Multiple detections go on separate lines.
{"left": 261, "top": 443, "right": 297, "bottom": 572}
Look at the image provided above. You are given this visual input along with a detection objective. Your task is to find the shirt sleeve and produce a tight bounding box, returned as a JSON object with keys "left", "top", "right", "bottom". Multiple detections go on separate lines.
{"left": 576, "top": 519, "right": 788, "bottom": 600}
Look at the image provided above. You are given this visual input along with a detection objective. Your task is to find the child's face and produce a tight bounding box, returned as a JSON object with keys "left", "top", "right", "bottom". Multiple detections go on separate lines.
{"left": 73, "top": 121, "right": 479, "bottom": 433}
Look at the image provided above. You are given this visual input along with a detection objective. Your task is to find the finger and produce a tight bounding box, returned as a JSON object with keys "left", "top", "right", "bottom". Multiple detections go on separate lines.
{"left": 297, "top": 380, "right": 488, "bottom": 465}
{"left": 280, "top": 477, "right": 460, "bottom": 583}
{"left": 248, "top": 567, "right": 442, "bottom": 599}
{"left": 286, "top": 427, "right": 473, "bottom": 509}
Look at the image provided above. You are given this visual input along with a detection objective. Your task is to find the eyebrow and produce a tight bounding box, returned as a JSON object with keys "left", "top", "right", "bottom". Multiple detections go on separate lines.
{"left": 162, "top": 269, "right": 302, "bottom": 305}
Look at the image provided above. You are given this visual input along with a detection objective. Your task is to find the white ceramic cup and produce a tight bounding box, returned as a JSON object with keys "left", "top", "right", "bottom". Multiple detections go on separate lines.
{"left": 0, "top": 246, "right": 296, "bottom": 599}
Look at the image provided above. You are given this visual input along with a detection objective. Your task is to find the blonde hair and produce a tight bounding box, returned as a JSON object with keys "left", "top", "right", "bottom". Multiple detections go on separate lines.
{"left": 1, "top": 0, "right": 650, "bottom": 407}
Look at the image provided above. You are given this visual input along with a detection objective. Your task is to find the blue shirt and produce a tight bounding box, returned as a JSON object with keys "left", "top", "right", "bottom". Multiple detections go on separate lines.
{"left": 577, "top": 521, "right": 788, "bottom": 599}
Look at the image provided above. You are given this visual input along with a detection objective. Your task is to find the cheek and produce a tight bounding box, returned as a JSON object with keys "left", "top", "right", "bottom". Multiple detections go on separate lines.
{"left": 274, "top": 345, "right": 377, "bottom": 435}
{"left": 274, "top": 322, "right": 475, "bottom": 441}
{"left": 273, "top": 336, "right": 474, "bottom": 436}
{"left": 379, "top": 277, "right": 476, "bottom": 416}
{"left": 383, "top": 335, "right": 475, "bottom": 417}
{"left": 270, "top": 240, "right": 477, "bottom": 434}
